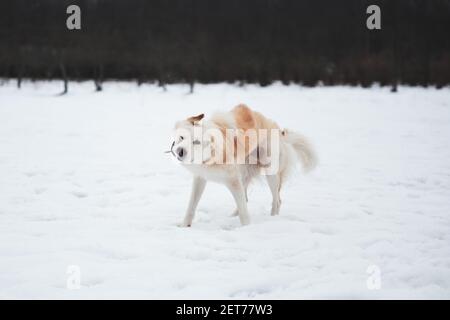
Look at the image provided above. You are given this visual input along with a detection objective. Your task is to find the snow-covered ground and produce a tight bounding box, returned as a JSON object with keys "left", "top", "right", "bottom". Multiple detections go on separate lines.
{"left": 0, "top": 81, "right": 449, "bottom": 299}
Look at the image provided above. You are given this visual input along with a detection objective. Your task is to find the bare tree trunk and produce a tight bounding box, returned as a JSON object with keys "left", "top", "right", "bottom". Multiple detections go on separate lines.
{"left": 189, "top": 81, "right": 194, "bottom": 94}
{"left": 158, "top": 78, "right": 167, "bottom": 91}
{"left": 391, "top": 0, "right": 399, "bottom": 93}
{"left": 94, "top": 80, "right": 102, "bottom": 91}
{"left": 391, "top": 82, "right": 398, "bottom": 93}
{"left": 59, "top": 62, "right": 68, "bottom": 95}
{"left": 17, "top": 65, "right": 23, "bottom": 89}
{"left": 94, "top": 64, "right": 103, "bottom": 92}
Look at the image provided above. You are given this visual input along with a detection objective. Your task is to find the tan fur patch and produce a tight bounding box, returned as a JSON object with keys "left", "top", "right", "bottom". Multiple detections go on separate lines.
{"left": 207, "top": 105, "right": 282, "bottom": 166}
{"left": 232, "top": 104, "right": 281, "bottom": 161}
{"left": 187, "top": 113, "right": 204, "bottom": 124}
{"left": 233, "top": 104, "right": 256, "bottom": 131}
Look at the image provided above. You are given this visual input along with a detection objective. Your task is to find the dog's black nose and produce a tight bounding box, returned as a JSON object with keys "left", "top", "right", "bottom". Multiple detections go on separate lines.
{"left": 176, "top": 147, "right": 185, "bottom": 159}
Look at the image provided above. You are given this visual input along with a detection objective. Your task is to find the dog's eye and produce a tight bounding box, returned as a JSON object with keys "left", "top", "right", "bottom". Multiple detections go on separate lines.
{"left": 193, "top": 139, "right": 201, "bottom": 145}
{"left": 179, "top": 136, "right": 184, "bottom": 141}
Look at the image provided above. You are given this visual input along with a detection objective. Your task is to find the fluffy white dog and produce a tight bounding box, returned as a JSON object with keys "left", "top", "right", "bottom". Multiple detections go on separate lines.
{"left": 169, "top": 104, "right": 317, "bottom": 227}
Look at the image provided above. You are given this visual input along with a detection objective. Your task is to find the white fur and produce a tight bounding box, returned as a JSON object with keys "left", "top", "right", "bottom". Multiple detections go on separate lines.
{"left": 173, "top": 110, "right": 317, "bottom": 227}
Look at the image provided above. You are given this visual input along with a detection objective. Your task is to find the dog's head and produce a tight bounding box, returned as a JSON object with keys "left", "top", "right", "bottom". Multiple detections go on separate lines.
{"left": 169, "top": 113, "right": 215, "bottom": 164}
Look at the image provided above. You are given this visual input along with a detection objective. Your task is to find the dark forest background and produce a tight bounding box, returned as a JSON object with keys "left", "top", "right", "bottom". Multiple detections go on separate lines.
{"left": 1, "top": 0, "right": 450, "bottom": 89}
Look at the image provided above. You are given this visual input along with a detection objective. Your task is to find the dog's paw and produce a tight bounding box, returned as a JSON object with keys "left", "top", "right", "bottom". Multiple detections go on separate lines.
{"left": 239, "top": 215, "right": 251, "bottom": 226}
{"left": 270, "top": 209, "right": 280, "bottom": 216}
{"left": 177, "top": 222, "right": 192, "bottom": 228}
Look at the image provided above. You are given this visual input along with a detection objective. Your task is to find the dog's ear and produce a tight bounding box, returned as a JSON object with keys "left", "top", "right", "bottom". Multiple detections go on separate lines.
{"left": 187, "top": 113, "right": 204, "bottom": 125}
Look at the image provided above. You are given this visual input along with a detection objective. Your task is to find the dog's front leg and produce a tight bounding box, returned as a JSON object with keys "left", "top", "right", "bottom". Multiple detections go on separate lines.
{"left": 180, "top": 176, "right": 206, "bottom": 227}
{"left": 227, "top": 179, "right": 251, "bottom": 226}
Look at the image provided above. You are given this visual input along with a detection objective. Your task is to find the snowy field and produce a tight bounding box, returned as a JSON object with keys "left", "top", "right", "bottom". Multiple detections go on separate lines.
{"left": 0, "top": 81, "right": 449, "bottom": 299}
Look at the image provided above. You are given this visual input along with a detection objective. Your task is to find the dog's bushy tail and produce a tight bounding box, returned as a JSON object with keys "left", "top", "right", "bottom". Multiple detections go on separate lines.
{"left": 281, "top": 129, "right": 318, "bottom": 172}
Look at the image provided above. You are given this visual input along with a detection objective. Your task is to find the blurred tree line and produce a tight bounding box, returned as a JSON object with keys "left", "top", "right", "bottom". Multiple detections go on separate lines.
{"left": 0, "top": 0, "right": 449, "bottom": 88}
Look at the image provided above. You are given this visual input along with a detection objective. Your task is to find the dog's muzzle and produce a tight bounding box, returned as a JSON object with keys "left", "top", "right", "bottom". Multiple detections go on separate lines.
{"left": 175, "top": 147, "right": 186, "bottom": 160}
{"left": 166, "top": 141, "right": 185, "bottom": 161}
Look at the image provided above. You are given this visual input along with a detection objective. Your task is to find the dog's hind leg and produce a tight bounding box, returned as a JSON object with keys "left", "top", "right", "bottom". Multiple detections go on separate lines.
{"left": 231, "top": 179, "right": 249, "bottom": 216}
{"left": 266, "top": 173, "right": 281, "bottom": 215}
{"left": 227, "top": 179, "right": 251, "bottom": 225}
{"left": 180, "top": 176, "right": 206, "bottom": 227}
